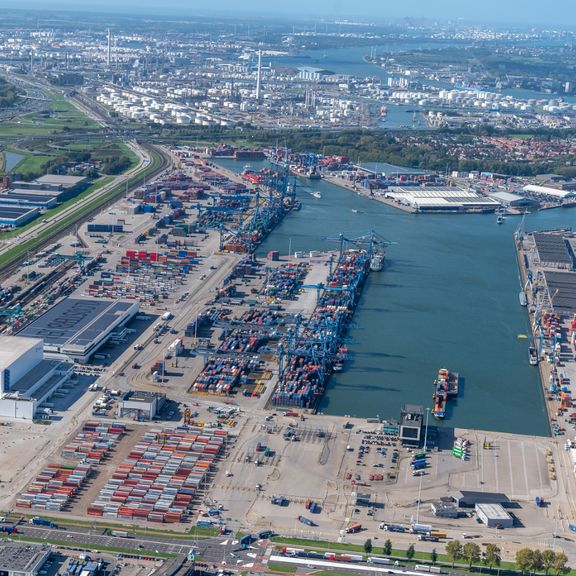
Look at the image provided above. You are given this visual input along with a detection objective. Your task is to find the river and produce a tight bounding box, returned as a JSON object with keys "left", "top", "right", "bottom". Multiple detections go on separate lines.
{"left": 216, "top": 158, "right": 576, "bottom": 436}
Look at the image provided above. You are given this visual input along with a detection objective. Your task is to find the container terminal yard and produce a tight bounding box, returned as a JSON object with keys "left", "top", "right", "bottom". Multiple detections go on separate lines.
{"left": 0, "top": 145, "right": 576, "bottom": 573}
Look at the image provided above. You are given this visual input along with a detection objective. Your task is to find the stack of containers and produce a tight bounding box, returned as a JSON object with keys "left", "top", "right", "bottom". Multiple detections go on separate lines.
{"left": 88, "top": 428, "right": 227, "bottom": 523}
{"left": 16, "top": 463, "right": 91, "bottom": 511}
{"left": 192, "top": 358, "right": 254, "bottom": 394}
{"left": 61, "top": 421, "right": 126, "bottom": 464}
{"left": 273, "top": 251, "right": 369, "bottom": 409}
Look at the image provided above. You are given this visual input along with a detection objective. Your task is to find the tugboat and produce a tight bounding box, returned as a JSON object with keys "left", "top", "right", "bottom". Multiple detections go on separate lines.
{"left": 529, "top": 346, "right": 539, "bottom": 366}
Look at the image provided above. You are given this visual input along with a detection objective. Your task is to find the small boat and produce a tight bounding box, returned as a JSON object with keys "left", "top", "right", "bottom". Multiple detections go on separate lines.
{"left": 352, "top": 209, "right": 358, "bottom": 213}
{"left": 519, "top": 290, "right": 528, "bottom": 306}
{"left": 529, "top": 346, "right": 539, "bottom": 366}
{"left": 497, "top": 215, "right": 504, "bottom": 224}
{"left": 310, "top": 191, "right": 321, "bottom": 199}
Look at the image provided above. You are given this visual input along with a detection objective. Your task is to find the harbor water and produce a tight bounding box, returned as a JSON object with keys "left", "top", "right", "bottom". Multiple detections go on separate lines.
{"left": 2, "top": 151, "right": 24, "bottom": 172}
{"left": 217, "top": 158, "right": 576, "bottom": 436}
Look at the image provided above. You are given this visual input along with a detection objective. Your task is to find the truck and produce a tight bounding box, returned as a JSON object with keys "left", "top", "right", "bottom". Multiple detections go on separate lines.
{"left": 535, "top": 496, "right": 545, "bottom": 507}
{"left": 239, "top": 534, "right": 253, "bottom": 550}
{"left": 110, "top": 530, "right": 132, "bottom": 538}
{"left": 30, "top": 517, "right": 57, "bottom": 528}
{"left": 282, "top": 548, "right": 305, "bottom": 557}
{"left": 298, "top": 515, "right": 316, "bottom": 527}
{"left": 430, "top": 531, "right": 447, "bottom": 539}
{"left": 346, "top": 523, "right": 362, "bottom": 533}
{"left": 271, "top": 496, "right": 288, "bottom": 506}
{"left": 258, "top": 530, "right": 276, "bottom": 540}
{"left": 410, "top": 523, "right": 433, "bottom": 534}
{"left": 162, "top": 311, "right": 173, "bottom": 321}
{"left": 411, "top": 460, "right": 427, "bottom": 470}
{"left": 368, "top": 557, "right": 391, "bottom": 565}
{"left": 381, "top": 523, "right": 406, "bottom": 532}
{"left": 0, "top": 526, "right": 18, "bottom": 534}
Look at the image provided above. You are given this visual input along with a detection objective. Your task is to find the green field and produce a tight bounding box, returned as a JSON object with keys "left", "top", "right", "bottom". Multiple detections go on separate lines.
{"left": 0, "top": 95, "right": 99, "bottom": 139}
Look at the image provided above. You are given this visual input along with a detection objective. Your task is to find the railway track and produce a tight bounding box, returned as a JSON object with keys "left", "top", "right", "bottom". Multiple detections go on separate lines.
{"left": 0, "top": 143, "right": 171, "bottom": 282}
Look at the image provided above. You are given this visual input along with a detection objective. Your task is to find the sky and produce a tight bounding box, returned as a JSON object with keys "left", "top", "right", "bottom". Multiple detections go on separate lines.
{"left": 1, "top": 0, "right": 575, "bottom": 26}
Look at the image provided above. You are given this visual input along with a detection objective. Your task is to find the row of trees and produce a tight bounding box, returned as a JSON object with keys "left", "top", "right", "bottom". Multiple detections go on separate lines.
{"left": 516, "top": 548, "right": 570, "bottom": 576}
{"left": 364, "top": 538, "right": 569, "bottom": 576}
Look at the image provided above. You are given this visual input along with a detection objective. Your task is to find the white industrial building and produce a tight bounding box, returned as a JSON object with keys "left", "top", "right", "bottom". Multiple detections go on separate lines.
{"left": 385, "top": 187, "right": 501, "bottom": 213}
{"left": 0, "top": 335, "right": 73, "bottom": 420}
{"left": 523, "top": 185, "right": 576, "bottom": 200}
{"left": 475, "top": 503, "right": 513, "bottom": 528}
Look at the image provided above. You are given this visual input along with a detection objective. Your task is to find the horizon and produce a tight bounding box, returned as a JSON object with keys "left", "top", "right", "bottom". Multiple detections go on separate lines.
{"left": 0, "top": 0, "right": 574, "bottom": 28}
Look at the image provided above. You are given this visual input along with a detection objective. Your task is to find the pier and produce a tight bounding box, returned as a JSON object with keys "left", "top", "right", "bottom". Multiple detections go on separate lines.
{"left": 515, "top": 229, "right": 576, "bottom": 432}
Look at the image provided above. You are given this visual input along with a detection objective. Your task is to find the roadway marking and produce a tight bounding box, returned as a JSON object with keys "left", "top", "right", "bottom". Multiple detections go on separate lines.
{"left": 521, "top": 441, "right": 530, "bottom": 496}
{"left": 507, "top": 440, "right": 515, "bottom": 496}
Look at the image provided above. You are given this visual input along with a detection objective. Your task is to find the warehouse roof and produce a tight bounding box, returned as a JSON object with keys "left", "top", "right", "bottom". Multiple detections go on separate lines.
{"left": 0, "top": 541, "right": 49, "bottom": 572}
{"left": 0, "top": 336, "right": 43, "bottom": 369}
{"left": 534, "top": 233, "right": 573, "bottom": 267}
{"left": 475, "top": 503, "right": 513, "bottom": 521}
{"left": 544, "top": 271, "right": 576, "bottom": 312}
{"left": 386, "top": 188, "right": 500, "bottom": 209}
{"left": 18, "top": 298, "right": 136, "bottom": 349}
{"left": 523, "top": 184, "right": 575, "bottom": 199}
{"left": 34, "top": 175, "right": 87, "bottom": 188}
{"left": 0, "top": 206, "right": 38, "bottom": 218}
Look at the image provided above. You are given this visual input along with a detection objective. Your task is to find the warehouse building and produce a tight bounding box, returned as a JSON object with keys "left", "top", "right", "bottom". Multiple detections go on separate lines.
{"left": 0, "top": 191, "right": 58, "bottom": 209}
{"left": 385, "top": 187, "right": 500, "bottom": 213}
{"left": 18, "top": 297, "right": 139, "bottom": 363}
{"left": 118, "top": 390, "right": 166, "bottom": 420}
{"left": 0, "top": 541, "right": 51, "bottom": 576}
{"left": 0, "top": 336, "right": 73, "bottom": 419}
{"left": 523, "top": 184, "right": 576, "bottom": 201}
{"left": 489, "top": 191, "right": 539, "bottom": 208}
{"left": 0, "top": 206, "right": 39, "bottom": 227}
{"left": 475, "top": 503, "right": 514, "bottom": 528}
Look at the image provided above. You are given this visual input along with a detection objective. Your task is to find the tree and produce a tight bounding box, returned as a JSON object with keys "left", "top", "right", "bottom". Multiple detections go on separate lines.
{"left": 553, "top": 552, "right": 570, "bottom": 576}
{"left": 406, "top": 544, "right": 415, "bottom": 561}
{"left": 463, "top": 542, "right": 481, "bottom": 569}
{"left": 431, "top": 549, "right": 438, "bottom": 565}
{"left": 516, "top": 548, "right": 535, "bottom": 575}
{"left": 383, "top": 539, "right": 392, "bottom": 556}
{"left": 484, "top": 544, "right": 501, "bottom": 570}
{"left": 533, "top": 550, "right": 543, "bottom": 574}
{"left": 446, "top": 540, "right": 463, "bottom": 568}
{"left": 541, "top": 550, "right": 556, "bottom": 575}
{"left": 364, "top": 539, "right": 373, "bottom": 554}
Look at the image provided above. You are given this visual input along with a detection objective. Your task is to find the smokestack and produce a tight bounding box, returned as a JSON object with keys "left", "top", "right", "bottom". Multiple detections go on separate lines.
{"left": 255, "top": 49, "right": 262, "bottom": 101}
{"left": 107, "top": 29, "right": 112, "bottom": 68}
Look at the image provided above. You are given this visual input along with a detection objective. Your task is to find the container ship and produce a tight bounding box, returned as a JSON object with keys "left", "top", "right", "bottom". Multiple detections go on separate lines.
{"left": 432, "top": 368, "right": 459, "bottom": 419}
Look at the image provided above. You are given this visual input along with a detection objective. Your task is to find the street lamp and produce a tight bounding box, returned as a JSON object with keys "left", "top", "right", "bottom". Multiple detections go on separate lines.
{"left": 423, "top": 407, "right": 430, "bottom": 451}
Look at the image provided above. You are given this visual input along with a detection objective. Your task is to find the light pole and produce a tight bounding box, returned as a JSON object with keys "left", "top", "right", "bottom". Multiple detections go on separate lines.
{"left": 423, "top": 407, "right": 430, "bottom": 451}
